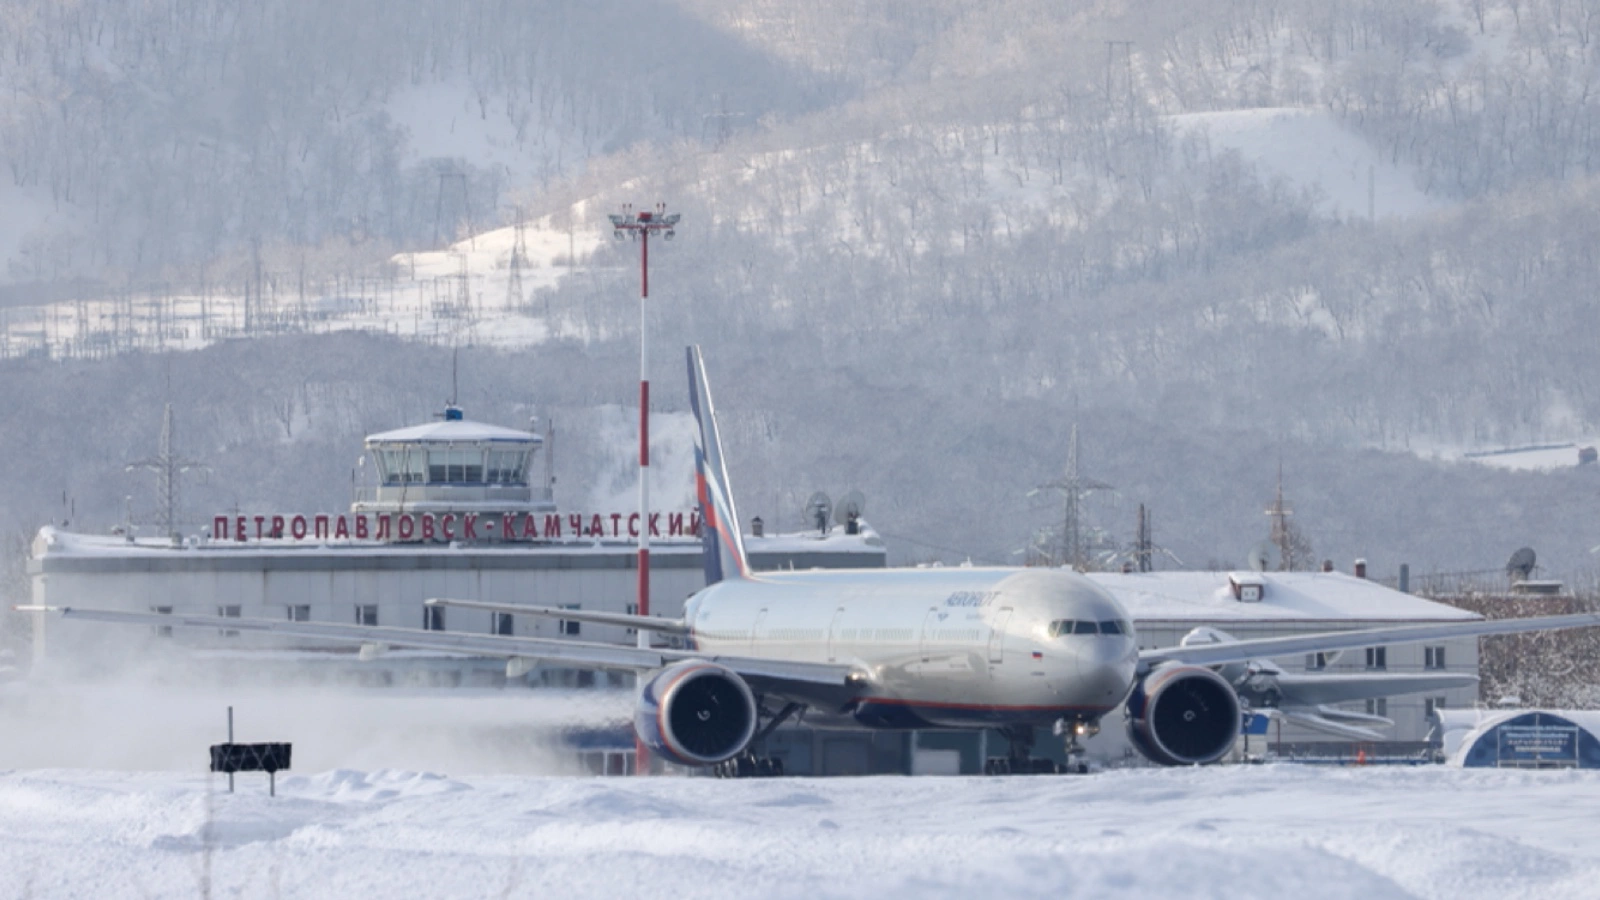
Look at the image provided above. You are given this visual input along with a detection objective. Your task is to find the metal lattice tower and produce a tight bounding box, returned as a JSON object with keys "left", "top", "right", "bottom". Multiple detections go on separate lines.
{"left": 126, "top": 403, "right": 208, "bottom": 539}
{"left": 1032, "top": 424, "right": 1113, "bottom": 570}
{"left": 507, "top": 209, "right": 529, "bottom": 309}
{"left": 1135, "top": 503, "right": 1153, "bottom": 572}
{"left": 1265, "top": 462, "right": 1295, "bottom": 571}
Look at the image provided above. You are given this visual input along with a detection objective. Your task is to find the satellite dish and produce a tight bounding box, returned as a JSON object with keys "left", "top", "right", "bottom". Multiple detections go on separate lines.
{"left": 1247, "top": 541, "right": 1282, "bottom": 573}
{"left": 835, "top": 491, "right": 866, "bottom": 525}
{"left": 803, "top": 491, "right": 833, "bottom": 535}
{"left": 835, "top": 490, "right": 866, "bottom": 536}
{"left": 1506, "top": 546, "right": 1537, "bottom": 580}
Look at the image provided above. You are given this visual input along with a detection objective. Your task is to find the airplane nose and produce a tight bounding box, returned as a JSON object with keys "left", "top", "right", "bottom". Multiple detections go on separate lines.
{"left": 1081, "top": 640, "right": 1137, "bottom": 699}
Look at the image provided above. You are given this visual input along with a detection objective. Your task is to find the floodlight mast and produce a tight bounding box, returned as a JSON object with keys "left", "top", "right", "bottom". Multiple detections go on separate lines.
{"left": 608, "top": 202, "right": 680, "bottom": 776}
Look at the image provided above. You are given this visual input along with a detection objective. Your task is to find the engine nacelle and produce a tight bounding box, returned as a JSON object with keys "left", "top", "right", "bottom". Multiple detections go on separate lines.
{"left": 634, "top": 661, "right": 758, "bottom": 766}
{"left": 1126, "top": 664, "right": 1241, "bottom": 766}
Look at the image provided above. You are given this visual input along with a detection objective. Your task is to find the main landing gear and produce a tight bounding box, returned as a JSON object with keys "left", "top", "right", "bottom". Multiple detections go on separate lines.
{"left": 712, "top": 701, "right": 804, "bottom": 779}
{"left": 982, "top": 722, "right": 1095, "bottom": 775}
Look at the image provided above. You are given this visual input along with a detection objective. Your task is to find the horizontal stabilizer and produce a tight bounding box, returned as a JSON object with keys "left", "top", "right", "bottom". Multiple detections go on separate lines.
{"left": 1275, "top": 708, "right": 1389, "bottom": 741}
{"left": 1306, "top": 704, "right": 1394, "bottom": 727}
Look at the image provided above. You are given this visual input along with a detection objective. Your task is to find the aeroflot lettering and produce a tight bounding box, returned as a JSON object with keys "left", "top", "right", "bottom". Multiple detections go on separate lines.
{"left": 945, "top": 590, "right": 1000, "bottom": 608}
{"left": 212, "top": 511, "right": 700, "bottom": 544}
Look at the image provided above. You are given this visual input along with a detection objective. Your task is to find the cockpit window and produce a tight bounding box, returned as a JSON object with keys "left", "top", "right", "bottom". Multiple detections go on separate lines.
{"left": 1052, "top": 619, "right": 1131, "bottom": 636}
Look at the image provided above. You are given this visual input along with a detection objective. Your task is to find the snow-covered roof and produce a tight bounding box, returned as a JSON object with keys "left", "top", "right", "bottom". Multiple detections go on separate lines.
{"left": 741, "top": 523, "right": 885, "bottom": 554}
{"left": 1086, "top": 570, "right": 1479, "bottom": 623}
{"left": 30, "top": 524, "right": 884, "bottom": 559}
{"left": 366, "top": 418, "right": 539, "bottom": 444}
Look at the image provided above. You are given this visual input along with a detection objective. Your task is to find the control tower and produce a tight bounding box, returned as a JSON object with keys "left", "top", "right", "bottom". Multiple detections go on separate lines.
{"left": 352, "top": 406, "right": 555, "bottom": 527}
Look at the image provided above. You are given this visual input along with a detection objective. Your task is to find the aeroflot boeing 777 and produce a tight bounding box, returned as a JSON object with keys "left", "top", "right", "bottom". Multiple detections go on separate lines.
{"left": 31, "top": 347, "right": 1600, "bottom": 774}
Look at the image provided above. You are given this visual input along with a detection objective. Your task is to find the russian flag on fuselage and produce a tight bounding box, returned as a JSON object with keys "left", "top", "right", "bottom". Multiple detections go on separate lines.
{"left": 687, "top": 346, "right": 751, "bottom": 585}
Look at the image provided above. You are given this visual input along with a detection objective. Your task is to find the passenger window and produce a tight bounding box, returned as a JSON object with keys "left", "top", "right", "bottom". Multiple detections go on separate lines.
{"left": 1073, "top": 620, "right": 1098, "bottom": 635}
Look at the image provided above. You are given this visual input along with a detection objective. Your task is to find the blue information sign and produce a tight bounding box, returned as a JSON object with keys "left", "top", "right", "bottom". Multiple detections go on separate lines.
{"left": 1496, "top": 724, "right": 1579, "bottom": 765}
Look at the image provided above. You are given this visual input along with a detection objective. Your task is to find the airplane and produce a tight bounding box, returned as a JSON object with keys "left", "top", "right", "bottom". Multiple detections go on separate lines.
{"left": 22, "top": 346, "right": 1600, "bottom": 775}
{"left": 1175, "top": 626, "right": 1477, "bottom": 741}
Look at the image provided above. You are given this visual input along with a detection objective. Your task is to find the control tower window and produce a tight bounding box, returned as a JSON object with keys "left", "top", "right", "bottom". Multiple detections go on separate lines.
{"left": 487, "top": 450, "right": 528, "bottom": 484}
{"left": 380, "top": 450, "right": 423, "bottom": 483}
{"left": 429, "top": 448, "right": 485, "bottom": 483}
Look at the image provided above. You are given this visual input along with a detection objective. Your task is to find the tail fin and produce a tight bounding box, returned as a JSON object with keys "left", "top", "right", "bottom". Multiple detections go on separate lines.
{"left": 687, "top": 345, "right": 750, "bottom": 584}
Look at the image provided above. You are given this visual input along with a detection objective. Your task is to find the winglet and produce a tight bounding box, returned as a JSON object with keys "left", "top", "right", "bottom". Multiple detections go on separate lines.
{"left": 687, "top": 346, "right": 750, "bottom": 583}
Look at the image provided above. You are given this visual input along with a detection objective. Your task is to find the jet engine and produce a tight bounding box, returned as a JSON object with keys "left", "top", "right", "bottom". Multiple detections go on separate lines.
{"left": 1125, "top": 664, "right": 1241, "bottom": 766}
{"left": 634, "top": 660, "right": 759, "bottom": 766}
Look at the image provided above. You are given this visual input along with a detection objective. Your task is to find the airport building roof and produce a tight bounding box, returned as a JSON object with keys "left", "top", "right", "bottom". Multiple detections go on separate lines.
{"left": 1087, "top": 570, "right": 1479, "bottom": 623}
{"left": 365, "top": 418, "right": 539, "bottom": 444}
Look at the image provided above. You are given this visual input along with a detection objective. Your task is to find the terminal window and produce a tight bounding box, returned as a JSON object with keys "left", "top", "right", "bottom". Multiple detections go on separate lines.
{"left": 217, "top": 605, "right": 241, "bottom": 638}
{"left": 1425, "top": 646, "right": 1447, "bottom": 669}
{"left": 559, "top": 604, "right": 581, "bottom": 636}
{"left": 150, "top": 606, "right": 173, "bottom": 638}
{"left": 1305, "top": 652, "right": 1329, "bottom": 671}
{"left": 1365, "top": 697, "right": 1388, "bottom": 717}
{"left": 287, "top": 605, "right": 310, "bottom": 622}
{"left": 1425, "top": 696, "right": 1447, "bottom": 719}
{"left": 356, "top": 604, "right": 379, "bottom": 627}
{"left": 1365, "top": 646, "right": 1387, "bottom": 670}
{"left": 424, "top": 606, "right": 446, "bottom": 632}
{"left": 494, "top": 612, "right": 514, "bottom": 636}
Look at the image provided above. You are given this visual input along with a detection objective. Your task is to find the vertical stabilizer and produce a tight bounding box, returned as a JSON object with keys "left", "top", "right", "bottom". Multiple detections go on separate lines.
{"left": 687, "top": 346, "right": 750, "bottom": 583}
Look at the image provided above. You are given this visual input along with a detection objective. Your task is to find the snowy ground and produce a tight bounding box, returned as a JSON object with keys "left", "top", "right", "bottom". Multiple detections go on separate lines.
{"left": 1169, "top": 108, "right": 1441, "bottom": 221}
{"left": 0, "top": 765, "right": 1596, "bottom": 898}
{"left": 1405, "top": 439, "right": 1600, "bottom": 472}
{"left": 2, "top": 678, "right": 1597, "bottom": 897}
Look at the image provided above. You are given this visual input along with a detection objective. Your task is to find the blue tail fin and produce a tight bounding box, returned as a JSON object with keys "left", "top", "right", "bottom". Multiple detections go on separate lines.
{"left": 687, "top": 346, "right": 750, "bottom": 584}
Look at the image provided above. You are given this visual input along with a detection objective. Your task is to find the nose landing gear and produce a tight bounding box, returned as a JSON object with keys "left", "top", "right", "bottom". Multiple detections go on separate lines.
{"left": 1056, "top": 717, "right": 1097, "bottom": 774}
{"left": 982, "top": 723, "right": 1093, "bottom": 775}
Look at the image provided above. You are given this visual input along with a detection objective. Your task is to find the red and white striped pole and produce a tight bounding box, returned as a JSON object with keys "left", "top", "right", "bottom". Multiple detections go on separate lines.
{"left": 638, "top": 223, "right": 650, "bottom": 648}
{"left": 607, "top": 203, "right": 680, "bottom": 776}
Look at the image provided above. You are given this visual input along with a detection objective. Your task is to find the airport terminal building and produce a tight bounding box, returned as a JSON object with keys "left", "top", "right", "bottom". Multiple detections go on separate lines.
{"left": 27, "top": 406, "right": 886, "bottom": 680}
{"left": 25, "top": 408, "right": 1486, "bottom": 775}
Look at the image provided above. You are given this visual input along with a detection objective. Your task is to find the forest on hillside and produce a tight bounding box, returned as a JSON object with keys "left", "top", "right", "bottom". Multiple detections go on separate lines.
{"left": 4, "top": 1, "right": 1600, "bottom": 603}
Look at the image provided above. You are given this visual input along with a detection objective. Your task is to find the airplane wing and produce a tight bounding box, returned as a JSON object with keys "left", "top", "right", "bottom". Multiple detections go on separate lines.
{"left": 424, "top": 598, "right": 690, "bottom": 635}
{"left": 1140, "top": 612, "right": 1600, "bottom": 671}
{"left": 1268, "top": 671, "right": 1477, "bottom": 707}
{"left": 32, "top": 606, "right": 858, "bottom": 689}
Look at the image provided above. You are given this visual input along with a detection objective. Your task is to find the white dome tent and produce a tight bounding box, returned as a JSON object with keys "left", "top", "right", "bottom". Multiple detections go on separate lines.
{"left": 1438, "top": 709, "right": 1600, "bottom": 769}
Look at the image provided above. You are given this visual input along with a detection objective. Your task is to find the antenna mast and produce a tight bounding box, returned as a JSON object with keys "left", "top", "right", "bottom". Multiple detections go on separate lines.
{"left": 607, "top": 201, "right": 682, "bottom": 776}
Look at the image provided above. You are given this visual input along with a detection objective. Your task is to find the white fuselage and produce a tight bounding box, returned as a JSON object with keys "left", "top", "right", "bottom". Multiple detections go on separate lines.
{"left": 685, "top": 567, "right": 1139, "bottom": 729}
